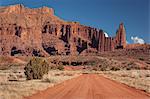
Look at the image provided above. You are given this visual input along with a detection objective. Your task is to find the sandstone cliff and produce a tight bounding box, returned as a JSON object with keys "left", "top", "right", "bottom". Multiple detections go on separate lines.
{"left": 0, "top": 4, "right": 126, "bottom": 56}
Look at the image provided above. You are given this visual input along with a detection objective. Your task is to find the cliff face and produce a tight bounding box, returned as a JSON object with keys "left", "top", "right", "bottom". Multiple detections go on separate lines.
{"left": 0, "top": 4, "right": 126, "bottom": 56}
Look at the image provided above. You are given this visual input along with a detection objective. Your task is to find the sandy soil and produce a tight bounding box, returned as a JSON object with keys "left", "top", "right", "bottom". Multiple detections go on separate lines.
{"left": 25, "top": 74, "right": 150, "bottom": 99}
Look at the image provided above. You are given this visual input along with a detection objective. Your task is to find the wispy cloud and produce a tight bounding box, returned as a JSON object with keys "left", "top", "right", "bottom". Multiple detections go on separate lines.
{"left": 131, "top": 36, "right": 145, "bottom": 44}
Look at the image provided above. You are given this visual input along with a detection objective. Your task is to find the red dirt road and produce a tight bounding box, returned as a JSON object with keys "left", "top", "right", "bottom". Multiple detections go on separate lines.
{"left": 25, "top": 74, "right": 150, "bottom": 99}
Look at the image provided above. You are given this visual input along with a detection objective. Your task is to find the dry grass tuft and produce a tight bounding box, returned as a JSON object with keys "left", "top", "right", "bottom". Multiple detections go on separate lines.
{"left": 102, "top": 70, "right": 150, "bottom": 93}
{"left": 0, "top": 70, "right": 81, "bottom": 99}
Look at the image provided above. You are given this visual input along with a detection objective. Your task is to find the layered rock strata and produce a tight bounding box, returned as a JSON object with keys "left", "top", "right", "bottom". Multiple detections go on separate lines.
{"left": 0, "top": 4, "right": 126, "bottom": 56}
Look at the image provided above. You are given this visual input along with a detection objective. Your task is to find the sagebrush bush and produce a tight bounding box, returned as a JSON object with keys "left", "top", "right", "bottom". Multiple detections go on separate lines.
{"left": 24, "top": 57, "right": 49, "bottom": 80}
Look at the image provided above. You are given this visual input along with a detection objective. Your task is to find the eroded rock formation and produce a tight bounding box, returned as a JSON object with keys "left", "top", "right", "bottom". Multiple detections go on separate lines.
{"left": 0, "top": 4, "right": 126, "bottom": 56}
{"left": 114, "top": 23, "right": 127, "bottom": 49}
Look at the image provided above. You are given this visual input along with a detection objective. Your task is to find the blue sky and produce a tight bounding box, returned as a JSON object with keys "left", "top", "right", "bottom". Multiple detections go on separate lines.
{"left": 0, "top": 0, "right": 149, "bottom": 44}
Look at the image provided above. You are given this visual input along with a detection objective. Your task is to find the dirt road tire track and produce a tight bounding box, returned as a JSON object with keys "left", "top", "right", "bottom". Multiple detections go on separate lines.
{"left": 25, "top": 74, "right": 150, "bottom": 99}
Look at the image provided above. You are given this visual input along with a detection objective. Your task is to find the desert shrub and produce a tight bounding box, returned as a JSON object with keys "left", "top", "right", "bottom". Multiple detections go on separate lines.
{"left": 126, "top": 62, "right": 134, "bottom": 70}
{"left": 42, "top": 78, "right": 56, "bottom": 83}
{"left": 55, "top": 73, "right": 61, "bottom": 76}
{"left": 24, "top": 57, "right": 49, "bottom": 80}
{"left": 98, "top": 59, "right": 110, "bottom": 71}
{"left": 143, "top": 65, "right": 150, "bottom": 70}
{"left": 126, "top": 62, "right": 141, "bottom": 70}
{"left": 110, "top": 67, "right": 120, "bottom": 71}
{"left": 8, "top": 73, "right": 18, "bottom": 81}
{"left": 122, "top": 62, "right": 127, "bottom": 65}
{"left": 131, "top": 63, "right": 141, "bottom": 70}
{"left": 92, "top": 66, "right": 99, "bottom": 71}
{"left": 127, "top": 61, "right": 134, "bottom": 66}
{"left": 138, "top": 57, "right": 144, "bottom": 61}
{"left": 87, "top": 61, "right": 97, "bottom": 66}
{"left": 57, "top": 65, "right": 64, "bottom": 70}
{"left": 100, "top": 66, "right": 107, "bottom": 71}
{"left": 126, "top": 67, "right": 131, "bottom": 70}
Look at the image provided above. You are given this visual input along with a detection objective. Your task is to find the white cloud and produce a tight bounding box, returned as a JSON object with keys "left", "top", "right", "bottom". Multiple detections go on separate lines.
{"left": 104, "top": 32, "right": 109, "bottom": 37}
{"left": 131, "top": 36, "right": 145, "bottom": 44}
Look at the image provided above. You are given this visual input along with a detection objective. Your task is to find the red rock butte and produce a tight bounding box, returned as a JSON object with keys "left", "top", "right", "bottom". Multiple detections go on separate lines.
{"left": 0, "top": 4, "right": 126, "bottom": 56}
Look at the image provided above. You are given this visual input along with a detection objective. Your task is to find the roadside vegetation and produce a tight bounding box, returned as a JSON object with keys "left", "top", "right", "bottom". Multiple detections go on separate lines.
{"left": 0, "top": 46, "right": 149, "bottom": 99}
{"left": 102, "top": 70, "right": 150, "bottom": 93}
{"left": 24, "top": 57, "right": 49, "bottom": 80}
{"left": 0, "top": 69, "right": 81, "bottom": 99}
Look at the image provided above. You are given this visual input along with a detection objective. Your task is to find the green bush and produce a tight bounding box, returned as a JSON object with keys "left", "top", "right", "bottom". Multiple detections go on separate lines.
{"left": 24, "top": 57, "right": 49, "bottom": 80}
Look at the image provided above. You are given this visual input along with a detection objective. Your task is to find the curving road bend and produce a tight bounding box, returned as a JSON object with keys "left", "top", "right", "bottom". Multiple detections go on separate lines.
{"left": 25, "top": 74, "right": 150, "bottom": 99}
